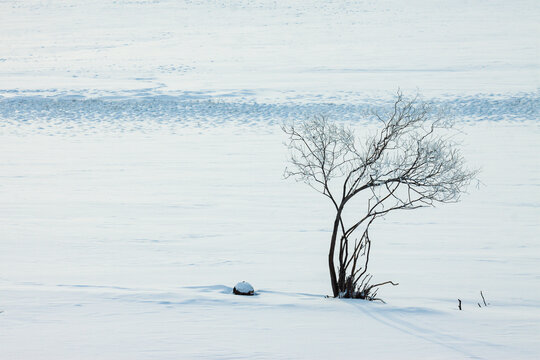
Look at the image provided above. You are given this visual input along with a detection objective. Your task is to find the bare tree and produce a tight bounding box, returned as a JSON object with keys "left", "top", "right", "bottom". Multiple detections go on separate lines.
{"left": 283, "top": 92, "right": 477, "bottom": 300}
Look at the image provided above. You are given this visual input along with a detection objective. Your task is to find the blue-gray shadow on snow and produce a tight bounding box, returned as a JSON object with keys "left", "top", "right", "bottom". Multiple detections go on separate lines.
{"left": 347, "top": 300, "right": 505, "bottom": 360}
{"left": 183, "top": 284, "right": 234, "bottom": 294}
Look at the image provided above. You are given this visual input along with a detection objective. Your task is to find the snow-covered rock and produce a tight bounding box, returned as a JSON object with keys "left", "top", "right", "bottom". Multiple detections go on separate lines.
{"left": 233, "top": 281, "right": 254, "bottom": 296}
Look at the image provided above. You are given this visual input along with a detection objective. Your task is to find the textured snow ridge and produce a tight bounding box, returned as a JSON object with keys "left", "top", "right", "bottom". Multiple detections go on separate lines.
{"left": 0, "top": 92, "right": 538, "bottom": 135}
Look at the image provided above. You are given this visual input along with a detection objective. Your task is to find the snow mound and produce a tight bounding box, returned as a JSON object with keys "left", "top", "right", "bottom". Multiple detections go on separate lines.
{"left": 233, "top": 281, "right": 254, "bottom": 296}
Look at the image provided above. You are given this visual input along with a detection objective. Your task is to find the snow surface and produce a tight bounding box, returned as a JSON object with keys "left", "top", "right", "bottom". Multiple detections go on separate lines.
{"left": 1, "top": 0, "right": 539, "bottom": 101}
{"left": 1, "top": 0, "right": 539, "bottom": 359}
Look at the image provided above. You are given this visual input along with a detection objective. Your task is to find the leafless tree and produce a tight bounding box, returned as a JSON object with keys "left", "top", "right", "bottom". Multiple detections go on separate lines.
{"left": 283, "top": 92, "right": 477, "bottom": 299}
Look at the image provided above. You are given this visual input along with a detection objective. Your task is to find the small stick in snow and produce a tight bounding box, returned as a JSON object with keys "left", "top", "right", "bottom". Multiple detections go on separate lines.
{"left": 458, "top": 299, "right": 462, "bottom": 310}
{"left": 480, "top": 291, "right": 488, "bottom": 306}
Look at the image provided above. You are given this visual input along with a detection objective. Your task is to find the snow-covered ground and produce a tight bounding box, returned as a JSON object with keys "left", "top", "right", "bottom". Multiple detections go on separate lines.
{"left": 1, "top": 0, "right": 539, "bottom": 359}
{"left": 1, "top": 0, "right": 539, "bottom": 100}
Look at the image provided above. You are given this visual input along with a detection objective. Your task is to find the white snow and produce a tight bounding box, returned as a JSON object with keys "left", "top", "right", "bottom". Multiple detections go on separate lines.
{"left": 1, "top": 0, "right": 539, "bottom": 101}
{"left": 0, "top": 0, "right": 539, "bottom": 359}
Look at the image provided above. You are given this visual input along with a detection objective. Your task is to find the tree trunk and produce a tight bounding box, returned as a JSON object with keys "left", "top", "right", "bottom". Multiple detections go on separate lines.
{"left": 328, "top": 209, "right": 342, "bottom": 297}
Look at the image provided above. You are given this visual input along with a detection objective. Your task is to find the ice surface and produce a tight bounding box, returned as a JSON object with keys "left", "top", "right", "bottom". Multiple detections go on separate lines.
{"left": 0, "top": 0, "right": 539, "bottom": 359}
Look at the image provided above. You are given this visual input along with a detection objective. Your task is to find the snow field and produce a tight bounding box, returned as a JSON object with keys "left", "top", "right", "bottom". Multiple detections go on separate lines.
{"left": 1, "top": 121, "right": 539, "bottom": 359}
{"left": 1, "top": 0, "right": 538, "bottom": 99}
{"left": 1, "top": 0, "right": 539, "bottom": 358}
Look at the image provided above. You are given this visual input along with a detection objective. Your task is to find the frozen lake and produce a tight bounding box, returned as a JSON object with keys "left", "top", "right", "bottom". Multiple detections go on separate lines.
{"left": 1, "top": 0, "right": 539, "bottom": 359}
